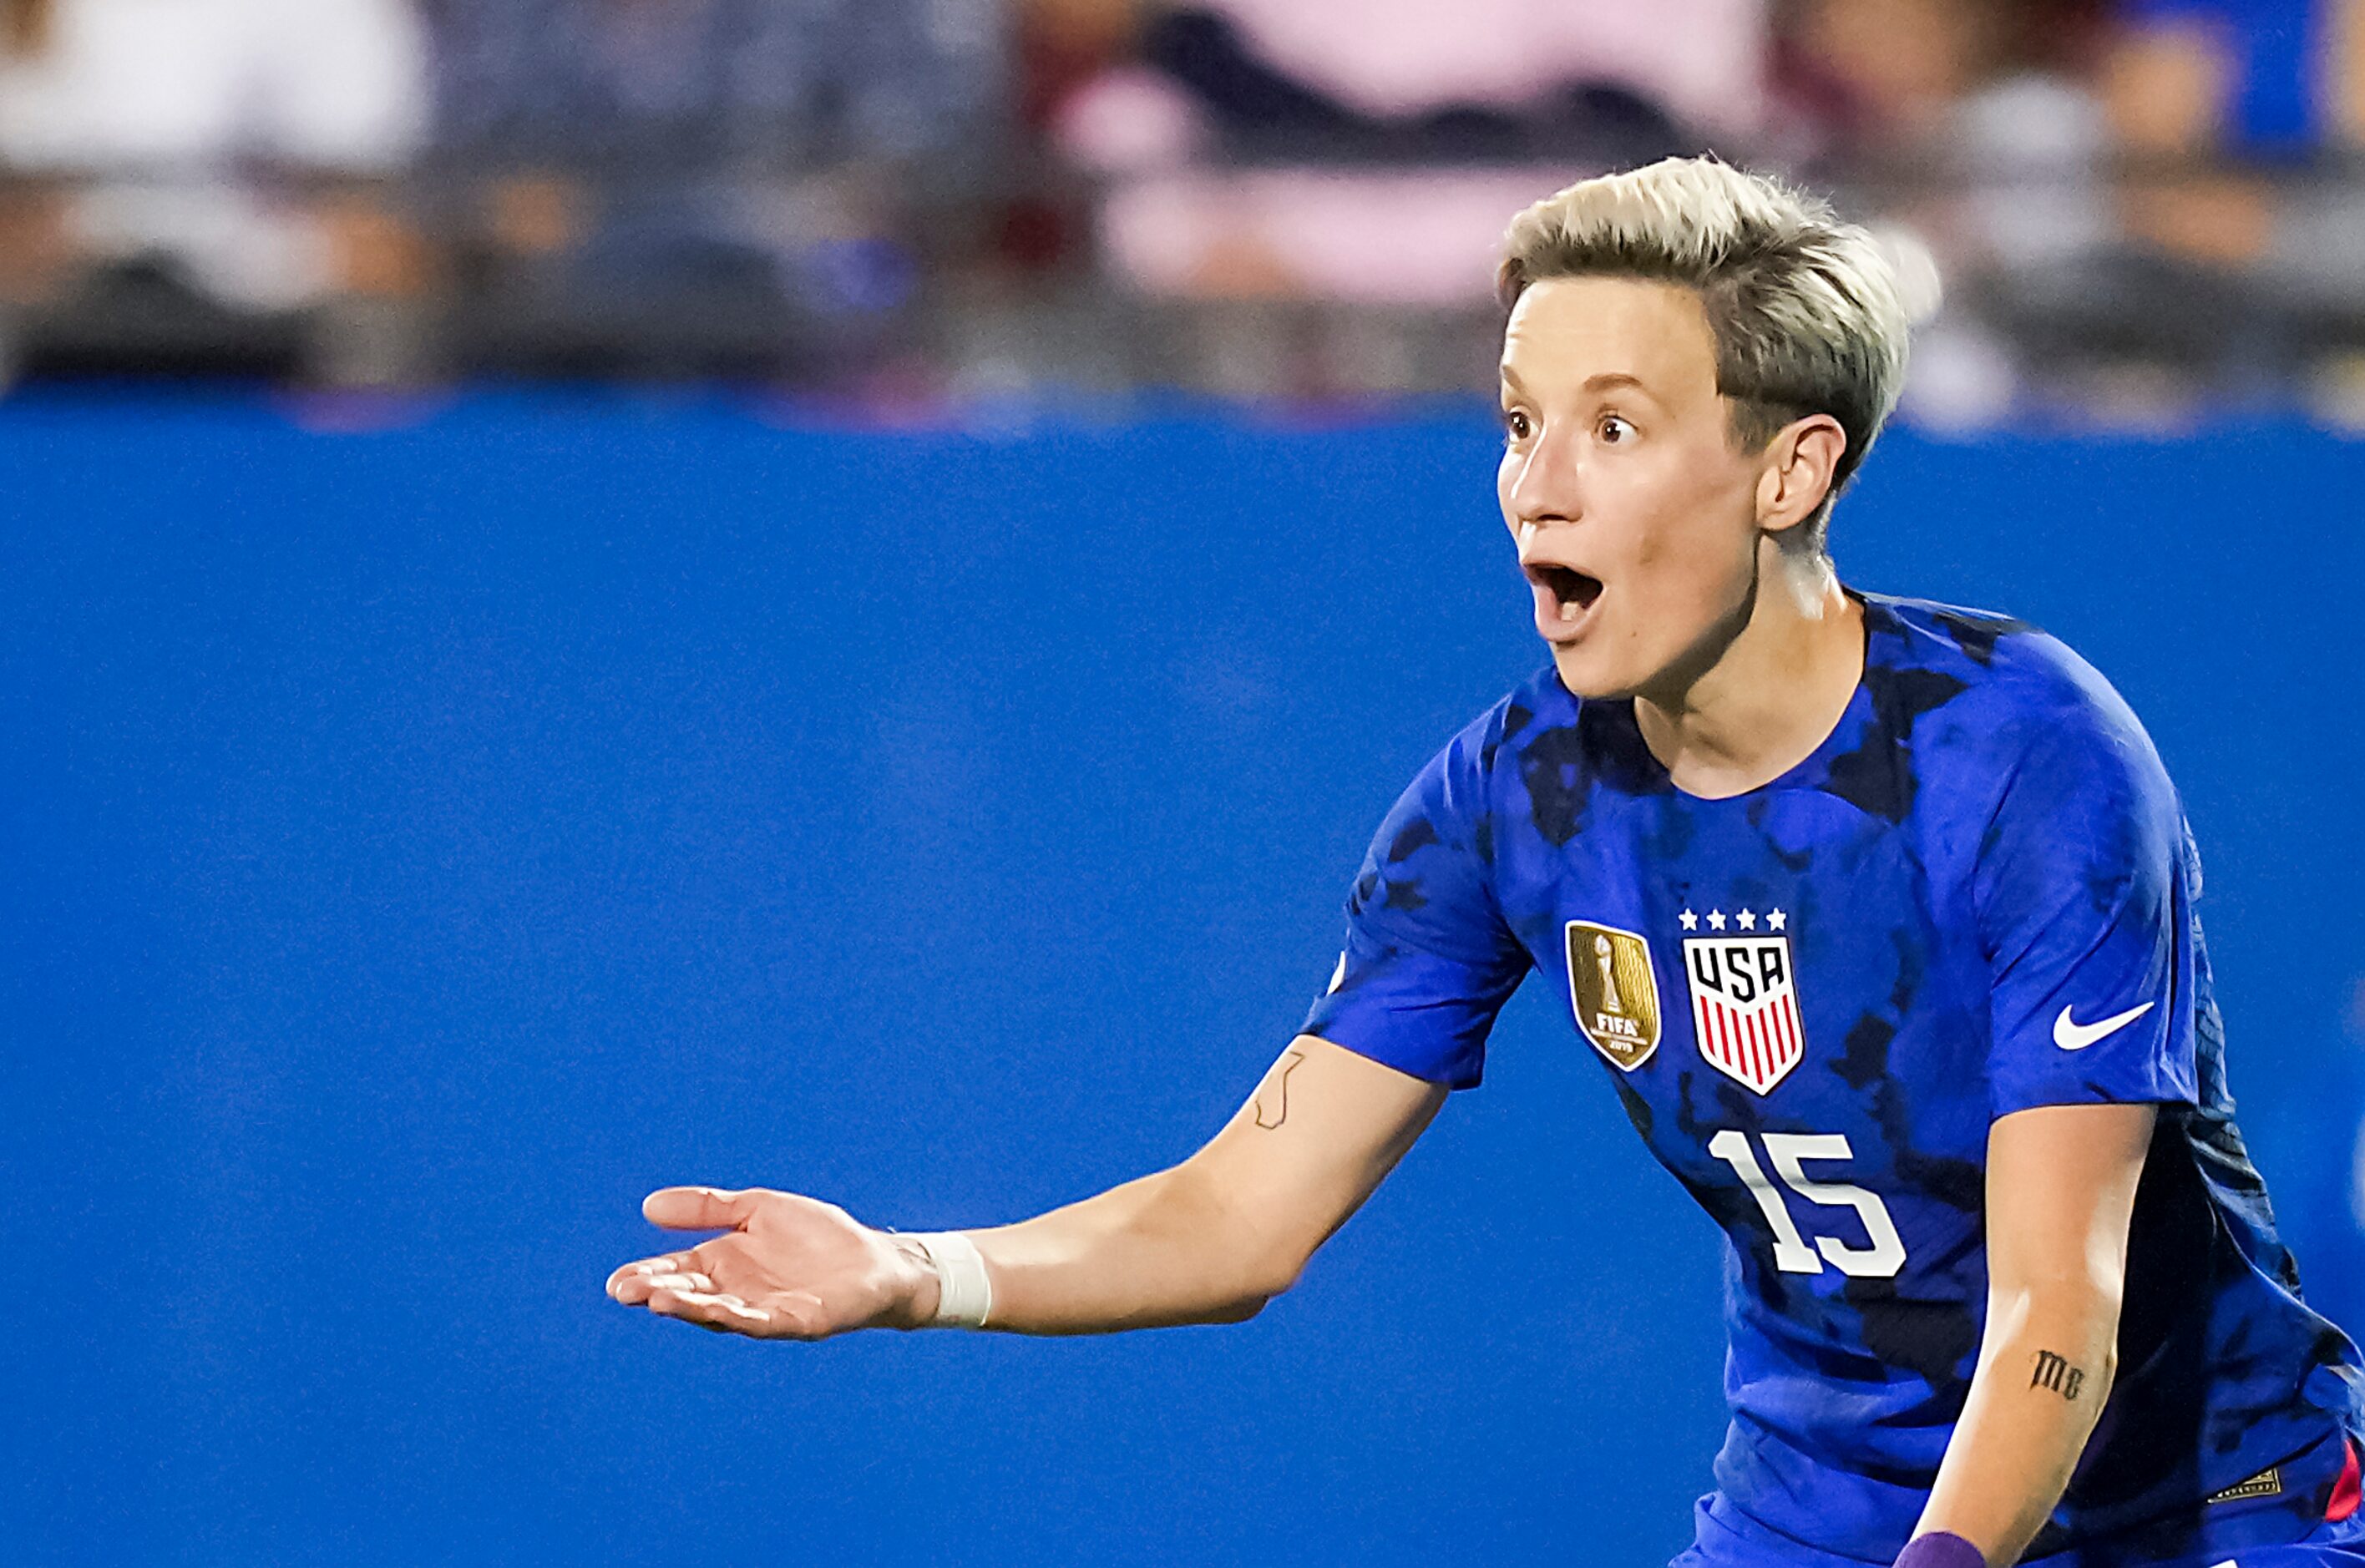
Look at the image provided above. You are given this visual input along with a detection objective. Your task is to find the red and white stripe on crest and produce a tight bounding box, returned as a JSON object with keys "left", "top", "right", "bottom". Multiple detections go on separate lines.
{"left": 1682, "top": 936, "right": 1806, "bottom": 1095}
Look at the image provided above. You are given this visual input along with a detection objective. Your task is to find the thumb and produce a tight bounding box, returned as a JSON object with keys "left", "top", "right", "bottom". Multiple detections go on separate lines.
{"left": 643, "top": 1186, "right": 758, "bottom": 1231}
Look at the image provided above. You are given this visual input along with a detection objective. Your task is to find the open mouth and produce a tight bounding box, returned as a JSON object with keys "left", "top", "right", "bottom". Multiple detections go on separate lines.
{"left": 1527, "top": 564, "right": 1603, "bottom": 635}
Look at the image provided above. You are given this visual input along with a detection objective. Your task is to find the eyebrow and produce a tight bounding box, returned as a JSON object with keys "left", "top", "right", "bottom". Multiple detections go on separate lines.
{"left": 1504, "top": 367, "right": 1655, "bottom": 392}
{"left": 1497, "top": 368, "right": 1659, "bottom": 399}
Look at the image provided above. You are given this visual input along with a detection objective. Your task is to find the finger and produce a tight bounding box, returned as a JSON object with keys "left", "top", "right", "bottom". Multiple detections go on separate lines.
{"left": 643, "top": 1186, "right": 759, "bottom": 1232}
{"left": 610, "top": 1237, "right": 745, "bottom": 1303}
{"left": 611, "top": 1271, "right": 719, "bottom": 1307}
{"left": 643, "top": 1272, "right": 717, "bottom": 1295}
{"left": 648, "top": 1283, "right": 776, "bottom": 1336}
{"left": 605, "top": 1252, "right": 691, "bottom": 1300}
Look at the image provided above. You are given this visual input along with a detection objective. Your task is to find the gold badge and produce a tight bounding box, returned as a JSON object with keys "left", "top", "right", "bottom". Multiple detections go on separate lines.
{"left": 1565, "top": 920, "right": 1661, "bottom": 1071}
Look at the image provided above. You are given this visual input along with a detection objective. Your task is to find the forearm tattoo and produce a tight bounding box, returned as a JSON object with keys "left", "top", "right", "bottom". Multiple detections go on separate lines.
{"left": 1253, "top": 1050, "right": 1307, "bottom": 1130}
{"left": 2031, "top": 1349, "right": 2086, "bottom": 1401}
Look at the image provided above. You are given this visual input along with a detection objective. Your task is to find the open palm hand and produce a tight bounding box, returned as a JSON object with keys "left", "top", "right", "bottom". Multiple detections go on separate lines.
{"left": 605, "top": 1186, "right": 935, "bottom": 1340}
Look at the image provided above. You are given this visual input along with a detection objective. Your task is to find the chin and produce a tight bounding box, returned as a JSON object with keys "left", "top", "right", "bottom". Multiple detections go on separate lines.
{"left": 1548, "top": 643, "right": 1647, "bottom": 701}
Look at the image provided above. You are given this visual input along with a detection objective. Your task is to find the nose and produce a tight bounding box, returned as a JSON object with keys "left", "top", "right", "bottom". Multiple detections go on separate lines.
{"left": 1506, "top": 424, "right": 1582, "bottom": 538}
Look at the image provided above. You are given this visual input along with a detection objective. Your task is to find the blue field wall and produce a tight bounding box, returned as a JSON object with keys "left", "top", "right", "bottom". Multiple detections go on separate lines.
{"left": 3, "top": 397, "right": 2360, "bottom": 1565}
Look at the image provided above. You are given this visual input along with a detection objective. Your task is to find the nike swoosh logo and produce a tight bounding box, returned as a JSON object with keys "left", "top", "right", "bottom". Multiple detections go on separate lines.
{"left": 2053, "top": 1001, "right": 2156, "bottom": 1051}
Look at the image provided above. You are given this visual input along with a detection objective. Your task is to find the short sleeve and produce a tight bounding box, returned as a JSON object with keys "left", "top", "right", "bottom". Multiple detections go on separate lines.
{"left": 1300, "top": 718, "right": 1530, "bottom": 1090}
{"left": 1976, "top": 706, "right": 2200, "bottom": 1119}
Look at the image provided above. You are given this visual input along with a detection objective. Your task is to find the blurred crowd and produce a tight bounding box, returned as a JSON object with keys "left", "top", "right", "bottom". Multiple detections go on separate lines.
{"left": 3, "top": 0, "right": 2364, "bottom": 422}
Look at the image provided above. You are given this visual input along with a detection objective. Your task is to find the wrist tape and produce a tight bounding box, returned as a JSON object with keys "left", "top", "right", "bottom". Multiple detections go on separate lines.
{"left": 906, "top": 1232, "right": 993, "bottom": 1328}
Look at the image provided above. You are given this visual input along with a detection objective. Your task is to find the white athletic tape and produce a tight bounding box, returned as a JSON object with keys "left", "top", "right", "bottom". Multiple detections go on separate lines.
{"left": 905, "top": 1232, "right": 993, "bottom": 1328}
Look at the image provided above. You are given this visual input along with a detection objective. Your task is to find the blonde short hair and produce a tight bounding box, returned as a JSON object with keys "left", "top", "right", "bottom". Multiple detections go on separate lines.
{"left": 1497, "top": 157, "right": 1911, "bottom": 545}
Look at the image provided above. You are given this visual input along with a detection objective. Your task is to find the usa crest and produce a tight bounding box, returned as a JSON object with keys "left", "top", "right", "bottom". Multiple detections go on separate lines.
{"left": 1564, "top": 920, "right": 1661, "bottom": 1072}
{"left": 1681, "top": 910, "right": 1805, "bottom": 1095}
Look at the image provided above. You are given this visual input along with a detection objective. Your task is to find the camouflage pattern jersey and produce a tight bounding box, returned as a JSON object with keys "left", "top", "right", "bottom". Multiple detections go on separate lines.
{"left": 1303, "top": 593, "right": 2365, "bottom": 1565}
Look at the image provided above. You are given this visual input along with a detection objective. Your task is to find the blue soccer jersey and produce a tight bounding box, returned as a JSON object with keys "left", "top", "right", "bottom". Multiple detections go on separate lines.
{"left": 1304, "top": 594, "right": 2365, "bottom": 1563}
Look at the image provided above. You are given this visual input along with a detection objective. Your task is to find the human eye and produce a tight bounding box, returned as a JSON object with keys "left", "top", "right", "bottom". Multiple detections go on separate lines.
{"left": 1502, "top": 407, "right": 1534, "bottom": 443}
{"left": 1598, "top": 413, "right": 1636, "bottom": 445}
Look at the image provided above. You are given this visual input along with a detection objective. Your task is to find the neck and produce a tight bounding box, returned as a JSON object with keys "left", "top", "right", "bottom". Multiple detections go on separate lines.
{"left": 1631, "top": 548, "right": 1863, "bottom": 799}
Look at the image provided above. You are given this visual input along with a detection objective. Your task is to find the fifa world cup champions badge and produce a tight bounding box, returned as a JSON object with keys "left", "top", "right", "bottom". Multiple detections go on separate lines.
{"left": 1564, "top": 921, "right": 1662, "bottom": 1071}
{"left": 1678, "top": 907, "right": 1804, "bottom": 1095}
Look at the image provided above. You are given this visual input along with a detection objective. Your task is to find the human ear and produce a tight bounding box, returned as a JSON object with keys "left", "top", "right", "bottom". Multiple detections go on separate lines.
{"left": 1755, "top": 416, "right": 1848, "bottom": 537}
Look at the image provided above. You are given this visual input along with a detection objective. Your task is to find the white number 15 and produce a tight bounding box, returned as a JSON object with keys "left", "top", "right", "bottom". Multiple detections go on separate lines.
{"left": 1708, "top": 1130, "right": 1908, "bottom": 1278}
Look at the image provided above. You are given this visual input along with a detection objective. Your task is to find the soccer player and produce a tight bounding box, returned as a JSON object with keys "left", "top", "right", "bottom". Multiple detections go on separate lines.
{"left": 605, "top": 158, "right": 2365, "bottom": 1567}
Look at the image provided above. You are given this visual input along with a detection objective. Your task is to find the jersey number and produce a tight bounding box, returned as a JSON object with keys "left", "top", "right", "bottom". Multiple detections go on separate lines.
{"left": 1707, "top": 1130, "right": 1907, "bottom": 1278}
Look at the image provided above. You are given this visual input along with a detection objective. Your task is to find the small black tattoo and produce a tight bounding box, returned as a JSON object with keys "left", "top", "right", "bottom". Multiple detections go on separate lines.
{"left": 1254, "top": 1050, "right": 1307, "bottom": 1130}
{"left": 2031, "top": 1349, "right": 2085, "bottom": 1400}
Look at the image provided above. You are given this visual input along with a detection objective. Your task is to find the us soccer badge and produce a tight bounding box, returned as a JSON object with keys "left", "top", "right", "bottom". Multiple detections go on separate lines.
{"left": 1564, "top": 920, "right": 1661, "bottom": 1071}
{"left": 1679, "top": 907, "right": 1805, "bottom": 1095}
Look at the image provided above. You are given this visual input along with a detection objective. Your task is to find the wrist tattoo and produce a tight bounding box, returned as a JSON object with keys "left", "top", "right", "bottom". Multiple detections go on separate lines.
{"left": 2031, "top": 1348, "right": 2086, "bottom": 1400}
{"left": 1253, "top": 1049, "right": 1307, "bottom": 1130}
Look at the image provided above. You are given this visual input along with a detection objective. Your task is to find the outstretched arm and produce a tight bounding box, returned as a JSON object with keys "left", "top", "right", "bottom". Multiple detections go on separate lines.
{"left": 1905, "top": 1101, "right": 2157, "bottom": 1566}
{"left": 605, "top": 1035, "right": 1447, "bottom": 1339}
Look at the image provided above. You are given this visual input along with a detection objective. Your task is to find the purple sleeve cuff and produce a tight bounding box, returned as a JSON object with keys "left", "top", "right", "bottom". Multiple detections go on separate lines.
{"left": 1893, "top": 1533, "right": 1985, "bottom": 1568}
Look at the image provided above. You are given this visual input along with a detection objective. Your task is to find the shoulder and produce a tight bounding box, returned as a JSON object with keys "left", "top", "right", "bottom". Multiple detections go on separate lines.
{"left": 1425, "top": 663, "right": 1583, "bottom": 792}
{"left": 1377, "top": 663, "right": 1610, "bottom": 867}
{"left": 1866, "top": 594, "right": 2170, "bottom": 798}
{"left": 1474, "top": 665, "right": 1659, "bottom": 848}
{"left": 1492, "top": 664, "right": 1580, "bottom": 751}
{"left": 1866, "top": 598, "right": 2185, "bottom": 906}
{"left": 1343, "top": 676, "right": 1576, "bottom": 941}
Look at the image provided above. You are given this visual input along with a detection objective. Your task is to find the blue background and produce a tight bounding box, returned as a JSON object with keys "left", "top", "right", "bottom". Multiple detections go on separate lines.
{"left": 4, "top": 396, "right": 2362, "bottom": 1564}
